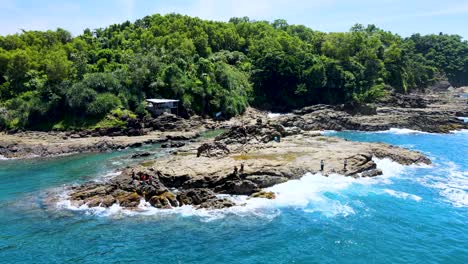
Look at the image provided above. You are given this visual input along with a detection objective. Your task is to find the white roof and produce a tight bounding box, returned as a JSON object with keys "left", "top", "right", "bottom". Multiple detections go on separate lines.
{"left": 146, "top": 98, "right": 179, "bottom": 104}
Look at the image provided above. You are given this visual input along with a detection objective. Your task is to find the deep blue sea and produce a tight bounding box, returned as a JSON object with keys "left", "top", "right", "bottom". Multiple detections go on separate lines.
{"left": 0, "top": 128, "right": 467, "bottom": 263}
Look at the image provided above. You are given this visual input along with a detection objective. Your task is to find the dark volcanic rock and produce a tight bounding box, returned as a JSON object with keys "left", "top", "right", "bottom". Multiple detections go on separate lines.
{"left": 361, "top": 169, "right": 383, "bottom": 178}
{"left": 215, "top": 180, "right": 259, "bottom": 195}
{"left": 197, "top": 198, "right": 235, "bottom": 209}
{"left": 215, "top": 122, "right": 286, "bottom": 145}
{"left": 292, "top": 104, "right": 339, "bottom": 115}
{"left": 378, "top": 92, "right": 427, "bottom": 108}
{"left": 341, "top": 102, "right": 377, "bottom": 116}
{"left": 177, "top": 188, "right": 217, "bottom": 206}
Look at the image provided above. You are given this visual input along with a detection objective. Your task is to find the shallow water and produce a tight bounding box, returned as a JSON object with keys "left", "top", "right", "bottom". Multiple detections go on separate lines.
{"left": 0, "top": 130, "right": 467, "bottom": 263}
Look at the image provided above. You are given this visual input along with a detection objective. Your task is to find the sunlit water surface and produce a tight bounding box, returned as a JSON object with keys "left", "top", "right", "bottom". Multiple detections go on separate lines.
{"left": 0, "top": 129, "right": 467, "bottom": 263}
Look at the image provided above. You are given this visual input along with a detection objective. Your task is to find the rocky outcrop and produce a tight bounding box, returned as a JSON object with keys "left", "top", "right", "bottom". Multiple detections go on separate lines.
{"left": 197, "top": 142, "right": 230, "bottom": 157}
{"left": 49, "top": 90, "right": 467, "bottom": 210}
{"left": 0, "top": 130, "right": 200, "bottom": 159}
{"left": 215, "top": 119, "right": 286, "bottom": 145}
{"left": 377, "top": 92, "right": 427, "bottom": 108}
{"left": 276, "top": 91, "right": 467, "bottom": 133}
{"left": 65, "top": 125, "right": 431, "bottom": 210}
{"left": 131, "top": 152, "right": 151, "bottom": 159}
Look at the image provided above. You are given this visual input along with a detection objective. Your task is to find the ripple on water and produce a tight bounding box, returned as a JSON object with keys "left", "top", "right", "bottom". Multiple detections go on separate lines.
{"left": 417, "top": 161, "right": 468, "bottom": 207}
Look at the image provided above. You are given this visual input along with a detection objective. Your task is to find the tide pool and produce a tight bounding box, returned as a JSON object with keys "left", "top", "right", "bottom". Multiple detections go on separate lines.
{"left": 0, "top": 130, "right": 467, "bottom": 263}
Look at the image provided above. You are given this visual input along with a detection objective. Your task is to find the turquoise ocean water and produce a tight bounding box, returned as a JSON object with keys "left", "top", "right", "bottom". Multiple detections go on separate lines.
{"left": 0, "top": 129, "right": 467, "bottom": 263}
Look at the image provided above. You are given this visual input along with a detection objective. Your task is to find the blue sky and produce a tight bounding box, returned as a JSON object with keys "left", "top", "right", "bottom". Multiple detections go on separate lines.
{"left": 1, "top": 0, "right": 468, "bottom": 39}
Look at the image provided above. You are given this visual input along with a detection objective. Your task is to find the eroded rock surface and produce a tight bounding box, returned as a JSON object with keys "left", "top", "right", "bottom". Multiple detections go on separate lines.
{"left": 66, "top": 123, "right": 431, "bottom": 210}
{"left": 276, "top": 91, "right": 467, "bottom": 133}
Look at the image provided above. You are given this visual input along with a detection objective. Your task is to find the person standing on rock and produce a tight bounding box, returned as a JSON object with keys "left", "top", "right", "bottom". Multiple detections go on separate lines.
{"left": 148, "top": 174, "right": 153, "bottom": 185}
{"left": 344, "top": 159, "right": 348, "bottom": 171}
{"left": 320, "top": 160, "right": 324, "bottom": 172}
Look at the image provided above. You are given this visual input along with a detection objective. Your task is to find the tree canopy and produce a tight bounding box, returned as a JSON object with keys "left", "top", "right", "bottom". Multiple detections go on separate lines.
{"left": 0, "top": 14, "right": 466, "bottom": 130}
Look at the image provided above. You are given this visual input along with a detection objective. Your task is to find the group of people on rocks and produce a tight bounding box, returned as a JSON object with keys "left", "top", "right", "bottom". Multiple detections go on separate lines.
{"left": 232, "top": 159, "right": 349, "bottom": 178}
{"left": 131, "top": 170, "right": 154, "bottom": 185}
{"left": 320, "top": 159, "right": 348, "bottom": 172}
{"left": 233, "top": 163, "right": 245, "bottom": 179}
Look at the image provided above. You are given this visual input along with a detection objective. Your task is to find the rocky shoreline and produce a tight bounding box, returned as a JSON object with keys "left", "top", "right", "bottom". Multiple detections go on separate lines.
{"left": 0, "top": 130, "right": 202, "bottom": 159}
{"left": 275, "top": 90, "right": 468, "bottom": 133}
{"left": 1, "top": 89, "right": 467, "bottom": 160}
{"left": 1, "top": 89, "right": 466, "bottom": 209}
{"left": 58, "top": 89, "right": 468, "bottom": 211}
{"left": 64, "top": 119, "right": 431, "bottom": 210}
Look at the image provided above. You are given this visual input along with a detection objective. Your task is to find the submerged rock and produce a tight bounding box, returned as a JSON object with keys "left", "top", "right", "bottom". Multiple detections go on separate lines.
{"left": 131, "top": 152, "right": 151, "bottom": 159}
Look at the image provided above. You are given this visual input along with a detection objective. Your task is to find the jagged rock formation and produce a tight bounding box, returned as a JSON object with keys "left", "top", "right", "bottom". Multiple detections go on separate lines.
{"left": 66, "top": 123, "right": 431, "bottom": 210}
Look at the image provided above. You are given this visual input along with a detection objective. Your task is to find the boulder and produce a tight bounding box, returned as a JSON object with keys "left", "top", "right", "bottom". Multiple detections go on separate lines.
{"left": 197, "top": 198, "right": 236, "bottom": 209}
{"left": 361, "top": 169, "right": 383, "bottom": 178}
{"left": 177, "top": 188, "right": 216, "bottom": 206}
{"left": 344, "top": 154, "right": 376, "bottom": 176}
{"left": 85, "top": 195, "right": 116, "bottom": 207}
{"left": 69, "top": 184, "right": 115, "bottom": 200}
{"left": 197, "top": 142, "right": 230, "bottom": 158}
{"left": 216, "top": 180, "right": 259, "bottom": 195}
{"left": 245, "top": 175, "right": 288, "bottom": 188}
{"left": 131, "top": 152, "right": 151, "bottom": 159}
{"left": 149, "top": 191, "right": 178, "bottom": 208}
{"left": 115, "top": 192, "right": 141, "bottom": 208}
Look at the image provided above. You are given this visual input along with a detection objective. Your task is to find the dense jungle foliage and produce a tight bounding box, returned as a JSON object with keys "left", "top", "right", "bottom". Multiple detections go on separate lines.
{"left": 0, "top": 14, "right": 467, "bottom": 130}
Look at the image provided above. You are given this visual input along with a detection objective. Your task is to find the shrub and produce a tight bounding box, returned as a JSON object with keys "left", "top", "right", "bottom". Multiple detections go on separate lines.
{"left": 86, "top": 93, "right": 121, "bottom": 117}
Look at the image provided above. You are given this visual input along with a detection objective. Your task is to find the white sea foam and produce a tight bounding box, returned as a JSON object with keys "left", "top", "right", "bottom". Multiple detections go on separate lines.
{"left": 267, "top": 113, "right": 292, "bottom": 119}
{"left": 418, "top": 161, "right": 468, "bottom": 207}
{"left": 238, "top": 173, "right": 358, "bottom": 217}
{"left": 97, "top": 171, "right": 122, "bottom": 182}
{"left": 378, "top": 128, "right": 429, "bottom": 135}
{"left": 56, "top": 158, "right": 424, "bottom": 219}
{"left": 451, "top": 129, "right": 468, "bottom": 134}
{"left": 0, "top": 154, "right": 10, "bottom": 160}
{"left": 383, "top": 189, "right": 422, "bottom": 202}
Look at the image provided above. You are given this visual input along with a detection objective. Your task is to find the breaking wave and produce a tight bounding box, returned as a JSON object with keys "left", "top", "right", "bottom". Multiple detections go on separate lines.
{"left": 383, "top": 189, "right": 422, "bottom": 202}
{"left": 267, "top": 112, "right": 292, "bottom": 119}
{"left": 417, "top": 161, "right": 468, "bottom": 207}
{"left": 55, "top": 158, "right": 427, "bottom": 220}
{"left": 378, "top": 128, "right": 429, "bottom": 135}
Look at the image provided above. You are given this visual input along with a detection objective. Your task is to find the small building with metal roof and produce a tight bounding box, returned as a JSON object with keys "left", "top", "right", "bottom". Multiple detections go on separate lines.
{"left": 145, "top": 98, "right": 179, "bottom": 116}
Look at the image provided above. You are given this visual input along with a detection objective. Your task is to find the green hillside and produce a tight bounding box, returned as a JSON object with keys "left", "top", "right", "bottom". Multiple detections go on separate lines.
{"left": 0, "top": 14, "right": 467, "bottom": 130}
